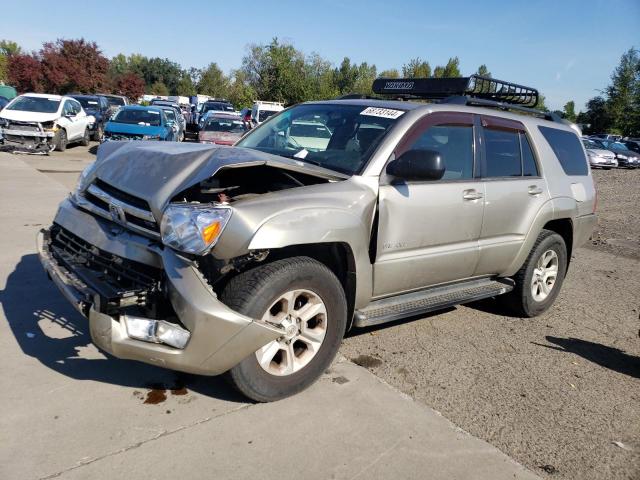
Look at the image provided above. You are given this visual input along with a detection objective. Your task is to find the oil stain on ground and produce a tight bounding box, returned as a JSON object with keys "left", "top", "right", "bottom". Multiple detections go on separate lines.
{"left": 351, "top": 354, "right": 383, "bottom": 369}
{"left": 137, "top": 379, "right": 190, "bottom": 405}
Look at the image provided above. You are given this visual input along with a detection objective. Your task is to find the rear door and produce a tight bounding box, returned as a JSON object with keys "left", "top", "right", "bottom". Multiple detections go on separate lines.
{"left": 473, "top": 115, "right": 550, "bottom": 275}
{"left": 373, "top": 112, "right": 485, "bottom": 297}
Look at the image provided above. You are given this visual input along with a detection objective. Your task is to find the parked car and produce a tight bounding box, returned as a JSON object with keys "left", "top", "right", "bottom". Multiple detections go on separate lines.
{"left": 251, "top": 101, "right": 284, "bottom": 126}
{"left": 37, "top": 75, "right": 596, "bottom": 402}
{"left": 591, "top": 139, "right": 640, "bottom": 168}
{"left": 103, "top": 105, "right": 177, "bottom": 141}
{"left": 98, "top": 93, "right": 128, "bottom": 120}
{"left": 590, "top": 133, "right": 622, "bottom": 141}
{"left": 149, "top": 99, "right": 186, "bottom": 141}
{"left": 0, "top": 93, "right": 93, "bottom": 153}
{"left": 153, "top": 104, "right": 185, "bottom": 142}
{"left": 70, "top": 94, "right": 110, "bottom": 141}
{"left": 198, "top": 101, "right": 236, "bottom": 129}
{"left": 198, "top": 113, "right": 247, "bottom": 145}
{"left": 582, "top": 138, "right": 617, "bottom": 169}
{"left": 622, "top": 139, "right": 640, "bottom": 155}
{"left": 0, "top": 85, "right": 17, "bottom": 101}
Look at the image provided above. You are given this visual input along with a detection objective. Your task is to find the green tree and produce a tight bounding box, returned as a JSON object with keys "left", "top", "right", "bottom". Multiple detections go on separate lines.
{"left": 563, "top": 100, "right": 577, "bottom": 122}
{"left": 476, "top": 64, "right": 491, "bottom": 77}
{"left": 149, "top": 80, "right": 169, "bottom": 96}
{"left": 305, "top": 53, "right": 338, "bottom": 99}
{"left": 242, "top": 38, "right": 309, "bottom": 104}
{"left": 402, "top": 58, "right": 431, "bottom": 78}
{"left": 176, "top": 72, "right": 196, "bottom": 96}
{"left": 197, "top": 62, "right": 229, "bottom": 98}
{"left": 606, "top": 47, "right": 639, "bottom": 136}
{"left": 352, "top": 62, "right": 377, "bottom": 95}
{"left": 0, "top": 39, "right": 22, "bottom": 82}
{"left": 333, "top": 57, "right": 359, "bottom": 94}
{"left": 379, "top": 69, "right": 400, "bottom": 78}
{"left": 226, "top": 69, "right": 256, "bottom": 108}
{"left": 432, "top": 65, "right": 445, "bottom": 78}
{"left": 579, "top": 96, "right": 611, "bottom": 134}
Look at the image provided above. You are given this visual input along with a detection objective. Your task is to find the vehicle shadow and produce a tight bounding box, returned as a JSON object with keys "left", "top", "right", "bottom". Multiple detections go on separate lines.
{"left": 0, "top": 254, "right": 246, "bottom": 403}
{"left": 346, "top": 307, "right": 455, "bottom": 338}
{"left": 533, "top": 336, "right": 640, "bottom": 379}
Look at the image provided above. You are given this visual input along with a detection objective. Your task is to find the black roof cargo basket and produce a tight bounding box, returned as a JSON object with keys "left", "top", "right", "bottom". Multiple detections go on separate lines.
{"left": 372, "top": 75, "right": 539, "bottom": 107}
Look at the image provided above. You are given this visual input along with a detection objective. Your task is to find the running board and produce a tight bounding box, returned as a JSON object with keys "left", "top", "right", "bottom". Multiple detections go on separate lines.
{"left": 353, "top": 278, "right": 514, "bottom": 328}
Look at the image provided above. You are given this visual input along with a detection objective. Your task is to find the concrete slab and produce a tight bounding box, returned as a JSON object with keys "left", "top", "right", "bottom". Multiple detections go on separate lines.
{"left": 0, "top": 153, "right": 539, "bottom": 480}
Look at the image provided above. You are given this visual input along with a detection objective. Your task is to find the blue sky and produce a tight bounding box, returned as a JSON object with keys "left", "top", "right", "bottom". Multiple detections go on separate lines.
{"left": 2, "top": 0, "right": 638, "bottom": 111}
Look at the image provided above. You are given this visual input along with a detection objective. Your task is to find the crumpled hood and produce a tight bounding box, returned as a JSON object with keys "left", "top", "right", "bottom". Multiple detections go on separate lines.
{"left": 89, "top": 142, "right": 346, "bottom": 219}
{"left": 0, "top": 110, "right": 60, "bottom": 123}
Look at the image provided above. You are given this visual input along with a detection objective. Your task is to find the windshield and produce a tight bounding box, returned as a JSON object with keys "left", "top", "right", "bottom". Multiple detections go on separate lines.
{"left": 105, "top": 96, "right": 125, "bottom": 107}
{"left": 203, "top": 103, "right": 234, "bottom": 113}
{"left": 259, "top": 110, "right": 280, "bottom": 122}
{"left": 607, "top": 142, "right": 627, "bottom": 151}
{"left": 7, "top": 96, "right": 60, "bottom": 113}
{"left": 204, "top": 117, "right": 246, "bottom": 133}
{"left": 76, "top": 98, "right": 99, "bottom": 110}
{"left": 111, "top": 108, "right": 162, "bottom": 126}
{"left": 582, "top": 140, "right": 597, "bottom": 149}
{"left": 237, "top": 103, "right": 404, "bottom": 175}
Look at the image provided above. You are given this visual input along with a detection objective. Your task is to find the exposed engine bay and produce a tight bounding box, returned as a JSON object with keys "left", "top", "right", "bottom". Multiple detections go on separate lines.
{"left": 170, "top": 164, "right": 333, "bottom": 204}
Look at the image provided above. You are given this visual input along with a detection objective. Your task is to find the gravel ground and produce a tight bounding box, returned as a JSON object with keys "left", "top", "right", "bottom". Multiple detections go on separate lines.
{"left": 342, "top": 169, "right": 640, "bottom": 480}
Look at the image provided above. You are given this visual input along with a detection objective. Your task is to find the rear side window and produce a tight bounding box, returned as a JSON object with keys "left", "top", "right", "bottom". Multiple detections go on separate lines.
{"left": 520, "top": 134, "right": 539, "bottom": 176}
{"left": 484, "top": 129, "right": 521, "bottom": 177}
{"left": 539, "top": 126, "right": 588, "bottom": 175}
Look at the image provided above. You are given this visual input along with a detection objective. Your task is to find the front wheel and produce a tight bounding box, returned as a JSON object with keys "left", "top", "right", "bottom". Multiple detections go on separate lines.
{"left": 54, "top": 129, "right": 67, "bottom": 152}
{"left": 503, "top": 229, "right": 567, "bottom": 317}
{"left": 221, "top": 257, "right": 347, "bottom": 402}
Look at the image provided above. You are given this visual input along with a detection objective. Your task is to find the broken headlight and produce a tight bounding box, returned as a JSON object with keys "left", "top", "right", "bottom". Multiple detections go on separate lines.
{"left": 160, "top": 204, "right": 232, "bottom": 255}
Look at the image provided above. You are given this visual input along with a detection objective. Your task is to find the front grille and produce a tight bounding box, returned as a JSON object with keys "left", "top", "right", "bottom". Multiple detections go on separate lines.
{"left": 7, "top": 120, "right": 40, "bottom": 132}
{"left": 50, "top": 225, "right": 162, "bottom": 312}
{"left": 105, "top": 132, "right": 144, "bottom": 140}
{"left": 79, "top": 179, "right": 160, "bottom": 236}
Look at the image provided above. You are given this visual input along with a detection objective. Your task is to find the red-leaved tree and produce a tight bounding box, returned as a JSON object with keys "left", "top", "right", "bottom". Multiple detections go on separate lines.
{"left": 113, "top": 72, "right": 146, "bottom": 102}
{"left": 7, "top": 54, "right": 44, "bottom": 93}
{"left": 40, "top": 38, "right": 109, "bottom": 93}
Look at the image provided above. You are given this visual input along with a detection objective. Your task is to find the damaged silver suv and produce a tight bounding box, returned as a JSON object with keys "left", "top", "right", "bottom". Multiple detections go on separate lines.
{"left": 38, "top": 76, "right": 596, "bottom": 401}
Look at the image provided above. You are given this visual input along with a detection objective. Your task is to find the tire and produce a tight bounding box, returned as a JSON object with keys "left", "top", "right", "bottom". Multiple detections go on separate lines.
{"left": 80, "top": 128, "right": 90, "bottom": 147}
{"left": 54, "top": 129, "right": 67, "bottom": 152}
{"left": 92, "top": 124, "right": 104, "bottom": 142}
{"left": 603, "top": 167, "right": 612, "bottom": 170}
{"left": 221, "top": 257, "right": 347, "bottom": 402}
{"left": 504, "top": 229, "right": 568, "bottom": 318}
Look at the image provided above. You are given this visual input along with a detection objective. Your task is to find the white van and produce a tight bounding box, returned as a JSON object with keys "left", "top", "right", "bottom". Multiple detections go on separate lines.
{"left": 251, "top": 101, "right": 284, "bottom": 126}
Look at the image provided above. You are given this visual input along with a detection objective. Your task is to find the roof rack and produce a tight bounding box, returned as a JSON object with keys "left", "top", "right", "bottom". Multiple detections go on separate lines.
{"left": 372, "top": 75, "right": 539, "bottom": 107}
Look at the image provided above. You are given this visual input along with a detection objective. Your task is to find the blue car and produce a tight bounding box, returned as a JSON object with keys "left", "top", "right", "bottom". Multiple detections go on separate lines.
{"left": 103, "top": 105, "right": 177, "bottom": 142}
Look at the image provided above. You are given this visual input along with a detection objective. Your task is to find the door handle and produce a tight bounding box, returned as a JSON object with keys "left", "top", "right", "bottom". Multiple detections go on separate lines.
{"left": 528, "top": 185, "right": 543, "bottom": 196}
{"left": 462, "top": 189, "right": 483, "bottom": 201}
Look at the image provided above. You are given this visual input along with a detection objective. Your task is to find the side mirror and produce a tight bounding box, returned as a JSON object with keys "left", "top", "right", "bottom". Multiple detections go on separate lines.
{"left": 386, "top": 149, "right": 445, "bottom": 181}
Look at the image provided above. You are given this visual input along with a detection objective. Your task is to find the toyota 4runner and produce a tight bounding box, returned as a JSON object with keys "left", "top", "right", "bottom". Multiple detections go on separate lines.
{"left": 38, "top": 76, "right": 596, "bottom": 401}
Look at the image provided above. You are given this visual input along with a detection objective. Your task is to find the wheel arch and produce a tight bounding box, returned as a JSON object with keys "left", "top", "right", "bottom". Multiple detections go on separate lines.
{"left": 542, "top": 218, "right": 574, "bottom": 270}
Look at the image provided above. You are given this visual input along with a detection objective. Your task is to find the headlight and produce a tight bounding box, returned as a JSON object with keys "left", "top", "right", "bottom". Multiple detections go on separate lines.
{"left": 0, "top": 118, "right": 9, "bottom": 127}
{"left": 617, "top": 154, "right": 628, "bottom": 159}
{"left": 73, "top": 162, "right": 97, "bottom": 199}
{"left": 160, "top": 204, "right": 232, "bottom": 255}
{"left": 142, "top": 134, "right": 161, "bottom": 140}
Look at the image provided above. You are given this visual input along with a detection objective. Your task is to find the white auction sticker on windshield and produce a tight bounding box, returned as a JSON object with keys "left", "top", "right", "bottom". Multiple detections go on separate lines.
{"left": 360, "top": 107, "right": 404, "bottom": 119}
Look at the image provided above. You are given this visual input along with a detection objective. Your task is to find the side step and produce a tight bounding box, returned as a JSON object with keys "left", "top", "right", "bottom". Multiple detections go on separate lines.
{"left": 353, "top": 278, "right": 514, "bottom": 328}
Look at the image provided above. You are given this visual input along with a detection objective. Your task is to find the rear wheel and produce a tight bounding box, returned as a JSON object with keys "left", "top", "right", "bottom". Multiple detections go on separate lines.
{"left": 221, "top": 257, "right": 347, "bottom": 402}
{"left": 92, "top": 124, "right": 104, "bottom": 142}
{"left": 503, "top": 229, "right": 567, "bottom": 317}
{"left": 54, "top": 129, "right": 67, "bottom": 152}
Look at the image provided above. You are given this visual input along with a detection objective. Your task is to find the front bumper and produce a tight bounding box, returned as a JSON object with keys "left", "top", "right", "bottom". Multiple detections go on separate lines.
{"left": 37, "top": 200, "right": 283, "bottom": 375}
{"left": 0, "top": 127, "right": 55, "bottom": 152}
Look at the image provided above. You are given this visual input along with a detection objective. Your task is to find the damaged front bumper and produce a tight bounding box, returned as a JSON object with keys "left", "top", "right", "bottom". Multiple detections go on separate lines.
{"left": 0, "top": 124, "right": 56, "bottom": 153}
{"left": 37, "top": 200, "right": 284, "bottom": 375}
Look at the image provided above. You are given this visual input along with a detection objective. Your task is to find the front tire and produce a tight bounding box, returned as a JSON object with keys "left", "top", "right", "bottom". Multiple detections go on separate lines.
{"left": 221, "top": 257, "right": 347, "bottom": 402}
{"left": 80, "top": 128, "right": 90, "bottom": 147}
{"left": 54, "top": 129, "right": 67, "bottom": 152}
{"left": 504, "top": 229, "right": 567, "bottom": 317}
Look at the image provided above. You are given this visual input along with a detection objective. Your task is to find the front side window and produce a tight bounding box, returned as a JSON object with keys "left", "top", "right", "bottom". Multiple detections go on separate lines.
{"left": 408, "top": 124, "right": 474, "bottom": 180}
{"left": 62, "top": 101, "right": 75, "bottom": 116}
{"left": 8, "top": 96, "right": 60, "bottom": 113}
{"left": 237, "top": 103, "right": 403, "bottom": 175}
{"left": 484, "top": 129, "right": 521, "bottom": 177}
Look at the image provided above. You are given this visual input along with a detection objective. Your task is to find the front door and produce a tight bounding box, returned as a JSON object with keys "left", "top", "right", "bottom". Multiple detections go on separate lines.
{"left": 373, "top": 112, "right": 485, "bottom": 297}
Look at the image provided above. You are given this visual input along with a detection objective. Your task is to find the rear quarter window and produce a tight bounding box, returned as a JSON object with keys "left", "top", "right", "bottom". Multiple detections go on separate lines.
{"left": 538, "top": 126, "right": 588, "bottom": 176}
